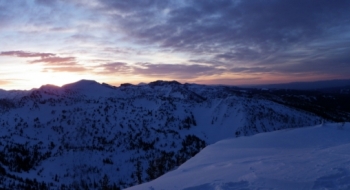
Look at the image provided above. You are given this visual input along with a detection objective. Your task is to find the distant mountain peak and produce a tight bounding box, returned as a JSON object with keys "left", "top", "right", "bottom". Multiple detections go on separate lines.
{"left": 120, "top": 83, "right": 134, "bottom": 87}
{"left": 57, "top": 79, "right": 119, "bottom": 98}
{"left": 149, "top": 80, "right": 181, "bottom": 86}
{"left": 62, "top": 79, "right": 101, "bottom": 89}
{"left": 38, "top": 84, "right": 60, "bottom": 90}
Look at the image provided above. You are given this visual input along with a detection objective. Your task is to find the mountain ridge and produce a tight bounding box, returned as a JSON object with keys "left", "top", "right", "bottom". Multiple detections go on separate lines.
{"left": 0, "top": 79, "right": 349, "bottom": 189}
{"left": 245, "top": 78, "right": 350, "bottom": 90}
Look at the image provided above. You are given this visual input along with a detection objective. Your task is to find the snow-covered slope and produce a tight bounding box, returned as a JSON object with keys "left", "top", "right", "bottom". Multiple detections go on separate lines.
{"left": 0, "top": 80, "right": 349, "bottom": 189}
{"left": 128, "top": 122, "right": 350, "bottom": 190}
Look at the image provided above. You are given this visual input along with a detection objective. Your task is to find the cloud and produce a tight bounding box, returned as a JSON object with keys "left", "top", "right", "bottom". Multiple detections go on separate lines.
{"left": 95, "top": 62, "right": 131, "bottom": 74}
{"left": 103, "top": 47, "right": 142, "bottom": 55}
{"left": 30, "top": 56, "right": 76, "bottom": 65}
{"left": 0, "top": 79, "right": 12, "bottom": 86}
{"left": 95, "top": 0, "right": 350, "bottom": 78}
{"left": 0, "top": 50, "right": 88, "bottom": 73}
{"left": 93, "top": 60, "right": 226, "bottom": 79}
{"left": 230, "top": 67, "right": 270, "bottom": 73}
{"left": 193, "top": 77, "right": 262, "bottom": 86}
{"left": 0, "top": 51, "right": 54, "bottom": 58}
{"left": 69, "top": 34, "right": 99, "bottom": 43}
{"left": 34, "top": 0, "right": 59, "bottom": 6}
{"left": 43, "top": 66, "right": 87, "bottom": 72}
{"left": 0, "top": 51, "right": 77, "bottom": 65}
{"left": 1, "top": 0, "right": 350, "bottom": 88}
{"left": 133, "top": 62, "right": 224, "bottom": 79}
{"left": 1, "top": 50, "right": 78, "bottom": 65}
{"left": 0, "top": 1, "right": 21, "bottom": 27}
{"left": 99, "top": 0, "right": 349, "bottom": 51}
{"left": 30, "top": 56, "right": 88, "bottom": 73}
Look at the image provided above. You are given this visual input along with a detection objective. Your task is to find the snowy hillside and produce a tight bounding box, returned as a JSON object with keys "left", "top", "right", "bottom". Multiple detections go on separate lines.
{"left": 128, "top": 122, "right": 350, "bottom": 190}
{"left": 0, "top": 80, "right": 349, "bottom": 189}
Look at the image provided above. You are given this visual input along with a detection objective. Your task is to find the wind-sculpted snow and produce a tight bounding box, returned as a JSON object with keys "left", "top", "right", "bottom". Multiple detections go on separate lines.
{"left": 128, "top": 123, "right": 350, "bottom": 190}
{"left": 0, "top": 80, "right": 349, "bottom": 189}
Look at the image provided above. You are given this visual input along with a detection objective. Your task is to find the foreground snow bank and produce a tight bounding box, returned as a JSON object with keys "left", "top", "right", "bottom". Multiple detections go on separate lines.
{"left": 127, "top": 123, "right": 350, "bottom": 190}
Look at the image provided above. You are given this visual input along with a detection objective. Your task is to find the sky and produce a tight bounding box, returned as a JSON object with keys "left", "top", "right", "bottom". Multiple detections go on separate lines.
{"left": 0, "top": 0, "right": 350, "bottom": 90}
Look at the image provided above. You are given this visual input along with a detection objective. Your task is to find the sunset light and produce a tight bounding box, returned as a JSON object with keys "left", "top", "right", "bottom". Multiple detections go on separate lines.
{"left": 1, "top": 0, "right": 350, "bottom": 90}
{"left": 1, "top": 1, "right": 350, "bottom": 189}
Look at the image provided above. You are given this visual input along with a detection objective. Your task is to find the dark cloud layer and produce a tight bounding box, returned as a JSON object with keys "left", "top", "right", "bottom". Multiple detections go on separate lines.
{"left": 133, "top": 62, "right": 224, "bottom": 79}
{"left": 101, "top": 0, "right": 350, "bottom": 49}
{"left": 97, "top": 0, "right": 350, "bottom": 77}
